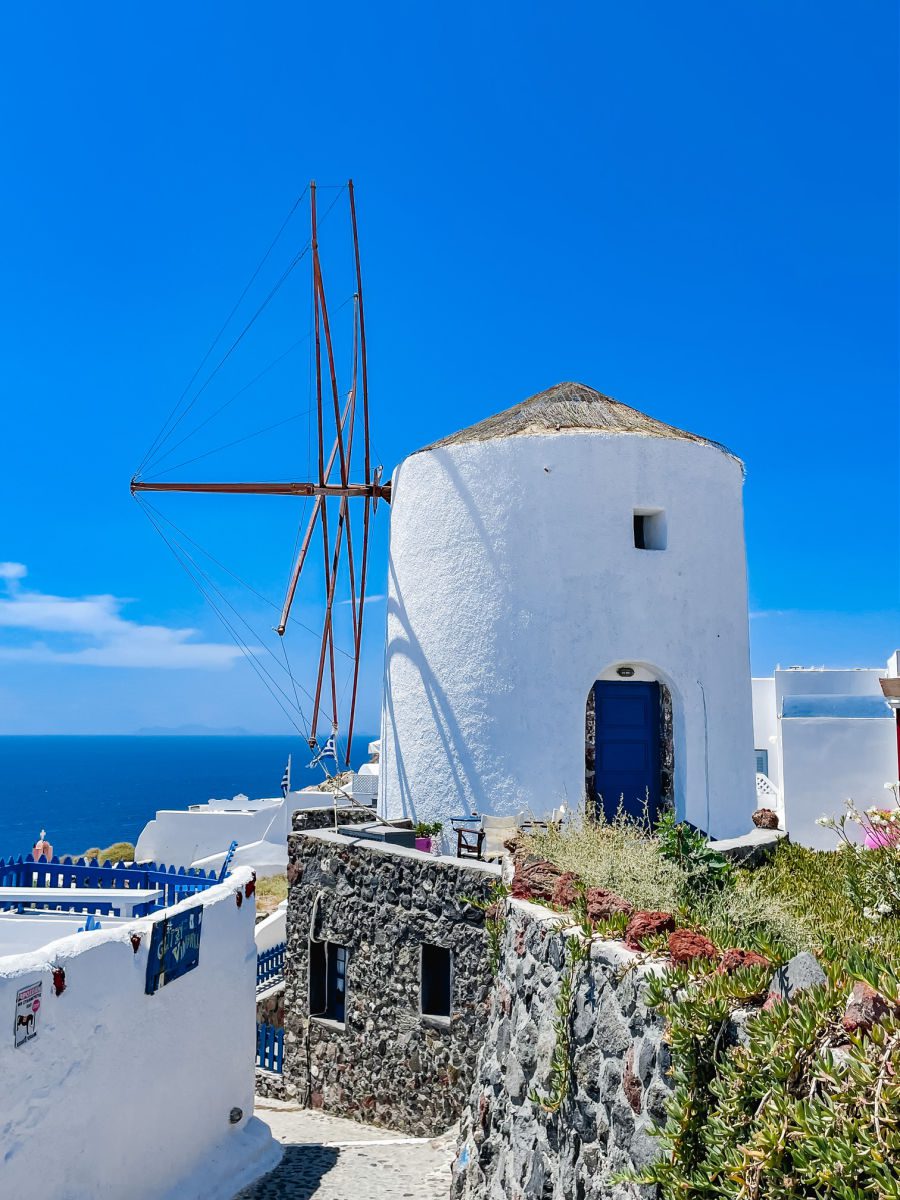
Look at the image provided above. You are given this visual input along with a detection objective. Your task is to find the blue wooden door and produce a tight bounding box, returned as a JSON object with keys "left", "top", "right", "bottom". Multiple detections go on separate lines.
{"left": 593, "top": 681, "right": 661, "bottom": 822}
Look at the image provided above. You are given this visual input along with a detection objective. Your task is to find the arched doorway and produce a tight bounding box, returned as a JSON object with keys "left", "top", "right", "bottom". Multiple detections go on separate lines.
{"left": 585, "top": 676, "right": 674, "bottom": 823}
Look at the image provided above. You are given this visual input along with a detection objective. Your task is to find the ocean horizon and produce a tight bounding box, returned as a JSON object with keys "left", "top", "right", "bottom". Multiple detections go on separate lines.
{"left": 0, "top": 734, "right": 377, "bottom": 861}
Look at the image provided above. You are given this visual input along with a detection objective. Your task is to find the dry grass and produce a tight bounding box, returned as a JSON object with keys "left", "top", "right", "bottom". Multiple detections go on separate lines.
{"left": 525, "top": 811, "right": 826, "bottom": 957}
{"left": 526, "top": 814, "right": 684, "bottom": 913}
{"left": 255, "top": 873, "right": 288, "bottom": 918}
{"left": 74, "top": 841, "right": 136, "bottom": 863}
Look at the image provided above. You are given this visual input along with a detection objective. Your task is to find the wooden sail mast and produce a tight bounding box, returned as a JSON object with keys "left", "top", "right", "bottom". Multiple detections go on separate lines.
{"left": 131, "top": 180, "right": 383, "bottom": 761}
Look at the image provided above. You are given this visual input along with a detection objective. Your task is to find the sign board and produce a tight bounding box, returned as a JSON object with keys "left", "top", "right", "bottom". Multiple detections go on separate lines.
{"left": 145, "top": 906, "right": 203, "bottom": 995}
{"left": 14, "top": 981, "right": 41, "bottom": 1048}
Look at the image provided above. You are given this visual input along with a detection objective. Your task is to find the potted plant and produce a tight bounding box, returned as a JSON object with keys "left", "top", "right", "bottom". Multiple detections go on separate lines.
{"left": 414, "top": 822, "right": 443, "bottom": 853}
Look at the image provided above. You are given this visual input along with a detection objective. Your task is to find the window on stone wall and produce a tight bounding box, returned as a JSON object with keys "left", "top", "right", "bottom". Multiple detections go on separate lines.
{"left": 633, "top": 509, "right": 667, "bottom": 551}
{"left": 309, "top": 940, "right": 348, "bottom": 1025}
{"left": 420, "top": 943, "right": 452, "bottom": 1020}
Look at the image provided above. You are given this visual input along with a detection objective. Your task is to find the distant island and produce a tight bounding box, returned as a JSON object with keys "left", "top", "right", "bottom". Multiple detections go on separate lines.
{"left": 133, "top": 724, "right": 256, "bottom": 737}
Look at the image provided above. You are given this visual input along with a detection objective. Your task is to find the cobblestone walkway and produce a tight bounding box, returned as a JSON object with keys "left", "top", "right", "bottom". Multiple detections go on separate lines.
{"left": 232, "top": 1100, "right": 455, "bottom": 1200}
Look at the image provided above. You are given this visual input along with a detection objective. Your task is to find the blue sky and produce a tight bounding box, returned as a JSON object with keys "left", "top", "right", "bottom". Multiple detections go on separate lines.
{"left": 0, "top": 1, "right": 896, "bottom": 735}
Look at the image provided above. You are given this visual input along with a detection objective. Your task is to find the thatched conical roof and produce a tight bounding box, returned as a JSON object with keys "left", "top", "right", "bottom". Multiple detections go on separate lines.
{"left": 418, "top": 382, "right": 736, "bottom": 458}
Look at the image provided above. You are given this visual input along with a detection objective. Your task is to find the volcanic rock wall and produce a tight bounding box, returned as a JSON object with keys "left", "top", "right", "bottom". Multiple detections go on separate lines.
{"left": 452, "top": 899, "right": 671, "bottom": 1200}
{"left": 284, "top": 829, "right": 499, "bottom": 1135}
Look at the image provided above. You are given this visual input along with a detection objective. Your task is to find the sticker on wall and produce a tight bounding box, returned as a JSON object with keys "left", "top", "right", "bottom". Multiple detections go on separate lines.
{"left": 14, "top": 981, "right": 41, "bottom": 1048}
{"left": 145, "top": 906, "right": 203, "bottom": 995}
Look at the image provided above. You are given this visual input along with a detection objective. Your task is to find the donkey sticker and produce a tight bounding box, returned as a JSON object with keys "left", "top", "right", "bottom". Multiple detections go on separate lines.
{"left": 14, "top": 981, "right": 41, "bottom": 1047}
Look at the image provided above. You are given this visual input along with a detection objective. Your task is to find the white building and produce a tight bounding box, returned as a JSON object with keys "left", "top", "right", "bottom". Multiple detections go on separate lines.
{"left": 752, "top": 655, "right": 900, "bottom": 849}
{"left": 0, "top": 868, "right": 279, "bottom": 1199}
{"left": 378, "top": 382, "right": 756, "bottom": 839}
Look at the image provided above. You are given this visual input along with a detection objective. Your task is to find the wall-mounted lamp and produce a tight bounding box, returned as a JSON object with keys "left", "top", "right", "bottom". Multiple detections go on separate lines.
{"left": 616, "top": 666, "right": 635, "bottom": 678}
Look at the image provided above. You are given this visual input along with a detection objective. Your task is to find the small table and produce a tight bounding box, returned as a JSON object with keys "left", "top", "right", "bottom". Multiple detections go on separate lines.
{"left": 450, "top": 815, "right": 484, "bottom": 861}
{"left": 0, "top": 886, "right": 164, "bottom": 919}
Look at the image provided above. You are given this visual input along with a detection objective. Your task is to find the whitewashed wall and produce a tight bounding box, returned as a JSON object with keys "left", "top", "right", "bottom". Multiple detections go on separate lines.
{"left": 0, "top": 868, "right": 280, "bottom": 1200}
{"left": 380, "top": 431, "right": 755, "bottom": 839}
{"left": 751, "top": 677, "right": 780, "bottom": 789}
{"left": 135, "top": 788, "right": 354, "bottom": 869}
{"left": 781, "top": 716, "right": 898, "bottom": 850}
{"left": 752, "top": 665, "right": 899, "bottom": 849}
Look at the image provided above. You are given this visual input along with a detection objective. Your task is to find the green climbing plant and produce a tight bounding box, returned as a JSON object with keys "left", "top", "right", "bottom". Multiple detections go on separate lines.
{"left": 528, "top": 932, "right": 590, "bottom": 1114}
{"left": 463, "top": 880, "right": 510, "bottom": 975}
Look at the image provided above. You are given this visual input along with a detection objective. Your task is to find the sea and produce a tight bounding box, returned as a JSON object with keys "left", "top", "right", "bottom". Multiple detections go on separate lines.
{"left": 0, "top": 735, "right": 376, "bottom": 861}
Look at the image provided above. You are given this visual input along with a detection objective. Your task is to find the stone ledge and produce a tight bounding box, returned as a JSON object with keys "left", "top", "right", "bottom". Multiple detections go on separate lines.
{"left": 708, "top": 827, "right": 786, "bottom": 866}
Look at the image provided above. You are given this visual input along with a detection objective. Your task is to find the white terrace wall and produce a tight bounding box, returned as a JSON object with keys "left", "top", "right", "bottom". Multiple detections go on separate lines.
{"left": 135, "top": 790, "right": 360, "bottom": 872}
{"left": 0, "top": 868, "right": 279, "bottom": 1200}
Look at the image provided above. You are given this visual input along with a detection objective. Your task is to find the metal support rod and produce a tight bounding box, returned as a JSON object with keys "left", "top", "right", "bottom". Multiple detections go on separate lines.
{"left": 130, "top": 480, "right": 390, "bottom": 500}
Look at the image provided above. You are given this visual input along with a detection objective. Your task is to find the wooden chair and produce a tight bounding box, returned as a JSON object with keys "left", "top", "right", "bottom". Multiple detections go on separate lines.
{"left": 455, "top": 825, "right": 485, "bottom": 860}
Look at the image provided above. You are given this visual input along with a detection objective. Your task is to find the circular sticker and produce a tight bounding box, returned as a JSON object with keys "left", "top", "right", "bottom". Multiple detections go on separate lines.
{"left": 32, "top": 999, "right": 40, "bottom": 1012}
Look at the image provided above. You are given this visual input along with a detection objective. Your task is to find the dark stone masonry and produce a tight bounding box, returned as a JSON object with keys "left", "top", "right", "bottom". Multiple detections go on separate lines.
{"left": 284, "top": 824, "right": 499, "bottom": 1136}
{"left": 452, "top": 899, "right": 672, "bottom": 1200}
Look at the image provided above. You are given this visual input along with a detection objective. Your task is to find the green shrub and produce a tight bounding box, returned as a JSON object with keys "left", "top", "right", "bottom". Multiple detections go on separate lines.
{"left": 97, "top": 841, "right": 135, "bottom": 863}
{"left": 635, "top": 951, "right": 900, "bottom": 1198}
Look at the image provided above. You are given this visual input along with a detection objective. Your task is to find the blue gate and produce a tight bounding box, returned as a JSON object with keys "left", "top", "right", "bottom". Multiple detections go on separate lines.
{"left": 256, "top": 1022, "right": 284, "bottom": 1073}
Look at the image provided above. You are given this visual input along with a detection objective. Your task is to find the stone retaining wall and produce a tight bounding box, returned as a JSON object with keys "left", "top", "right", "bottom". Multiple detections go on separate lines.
{"left": 284, "top": 829, "right": 499, "bottom": 1136}
{"left": 452, "top": 899, "right": 671, "bottom": 1200}
{"left": 291, "top": 804, "right": 376, "bottom": 834}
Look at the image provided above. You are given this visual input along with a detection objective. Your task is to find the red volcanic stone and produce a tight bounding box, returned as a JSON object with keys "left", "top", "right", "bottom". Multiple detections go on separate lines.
{"left": 551, "top": 872, "right": 581, "bottom": 909}
{"left": 586, "top": 887, "right": 634, "bottom": 922}
{"left": 752, "top": 808, "right": 780, "bottom": 830}
{"left": 717, "top": 947, "right": 771, "bottom": 974}
{"left": 843, "top": 982, "right": 892, "bottom": 1035}
{"left": 510, "top": 857, "right": 563, "bottom": 902}
{"left": 668, "top": 930, "right": 718, "bottom": 964}
{"left": 625, "top": 910, "right": 676, "bottom": 950}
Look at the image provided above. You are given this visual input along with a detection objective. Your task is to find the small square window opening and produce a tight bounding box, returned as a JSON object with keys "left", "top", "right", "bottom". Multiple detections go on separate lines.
{"left": 633, "top": 509, "right": 667, "bottom": 551}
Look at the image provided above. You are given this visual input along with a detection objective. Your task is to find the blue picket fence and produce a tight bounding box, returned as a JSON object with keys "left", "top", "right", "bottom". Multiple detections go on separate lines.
{"left": 256, "top": 941, "right": 286, "bottom": 991}
{"left": 0, "top": 854, "right": 222, "bottom": 915}
{"left": 256, "top": 1022, "right": 284, "bottom": 1073}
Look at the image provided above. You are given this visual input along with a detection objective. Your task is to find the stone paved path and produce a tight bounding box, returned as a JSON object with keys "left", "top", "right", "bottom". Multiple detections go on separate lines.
{"left": 232, "top": 1099, "right": 455, "bottom": 1200}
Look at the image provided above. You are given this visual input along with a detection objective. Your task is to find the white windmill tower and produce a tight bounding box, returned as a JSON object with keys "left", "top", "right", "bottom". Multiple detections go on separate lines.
{"left": 378, "top": 382, "right": 755, "bottom": 840}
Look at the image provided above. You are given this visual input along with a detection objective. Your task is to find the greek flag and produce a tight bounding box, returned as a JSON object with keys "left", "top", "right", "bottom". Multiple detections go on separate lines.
{"left": 280, "top": 755, "right": 291, "bottom": 797}
{"left": 308, "top": 735, "right": 338, "bottom": 770}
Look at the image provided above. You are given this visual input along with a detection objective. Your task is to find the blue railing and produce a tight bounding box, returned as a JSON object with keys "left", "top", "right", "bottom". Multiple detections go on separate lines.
{"left": 257, "top": 941, "right": 286, "bottom": 990}
{"left": 256, "top": 1022, "right": 284, "bottom": 1073}
{"left": 0, "top": 855, "right": 221, "bottom": 915}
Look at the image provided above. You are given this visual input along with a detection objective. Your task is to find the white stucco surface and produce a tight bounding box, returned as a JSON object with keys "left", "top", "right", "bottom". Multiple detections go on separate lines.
{"left": 751, "top": 677, "right": 779, "bottom": 789}
{"left": 135, "top": 788, "right": 358, "bottom": 870}
{"left": 781, "top": 715, "right": 897, "bottom": 850}
{"left": 379, "top": 429, "right": 756, "bottom": 838}
{"left": 752, "top": 663, "right": 899, "bottom": 849}
{"left": 0, "top": 867, "right": 280, "bottom": 1199}
{"left": 254, "top": 901, "right": 287, "bottom": 952}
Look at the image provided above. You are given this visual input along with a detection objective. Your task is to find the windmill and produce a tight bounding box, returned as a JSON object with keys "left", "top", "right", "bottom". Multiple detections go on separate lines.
{"left": 131, "top": 181, "right": 389, "bottom": 768}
